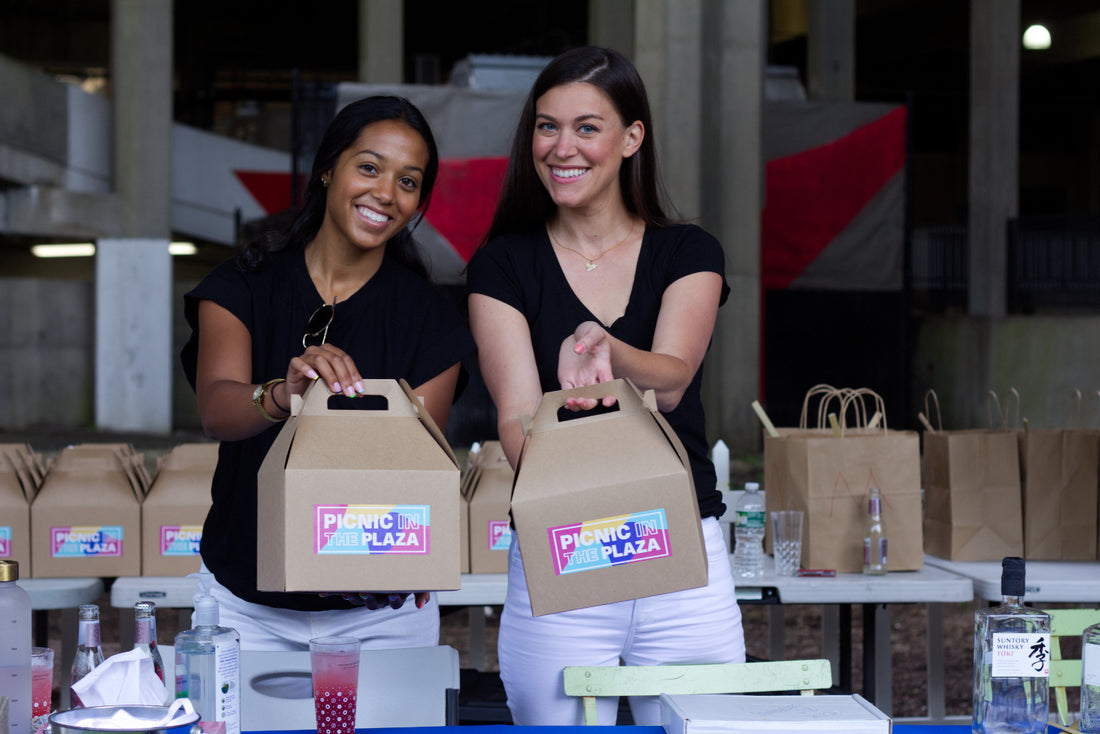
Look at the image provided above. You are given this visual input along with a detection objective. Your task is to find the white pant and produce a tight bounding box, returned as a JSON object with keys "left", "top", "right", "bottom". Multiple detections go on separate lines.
{"left": 497, "top": 516, "right": 746, "bottom": 725}
{"left": 197, "top": 564, "right": 440, "bottom": 651}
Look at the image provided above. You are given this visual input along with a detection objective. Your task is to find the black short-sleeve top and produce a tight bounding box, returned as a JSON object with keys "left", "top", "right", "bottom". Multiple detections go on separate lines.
{"left": 466, "top": 223, "right": 729, "bottom": 519}
{"left": 180, "top": 248, "right": 476, "bottom": 610}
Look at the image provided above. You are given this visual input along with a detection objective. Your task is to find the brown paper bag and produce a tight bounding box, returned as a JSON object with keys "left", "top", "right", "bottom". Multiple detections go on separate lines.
{"left": 1018, "top": 390, "right": 1099, "bottom": 560}
{"left": 921, "top": 390, "right": 1024, "bottom": 561}
{"left": 764, "top": 386, "right": 923, "bottom": 573}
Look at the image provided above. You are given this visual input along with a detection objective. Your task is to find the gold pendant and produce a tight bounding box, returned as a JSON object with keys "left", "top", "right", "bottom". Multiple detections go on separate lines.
{"left": 585, "top": 261, "right": 597, "bottom": 272}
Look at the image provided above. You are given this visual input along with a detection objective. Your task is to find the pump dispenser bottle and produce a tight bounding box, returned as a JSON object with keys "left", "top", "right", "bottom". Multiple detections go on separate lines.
{"left": 174, "top": 572, "right": 241, "bottom": 734}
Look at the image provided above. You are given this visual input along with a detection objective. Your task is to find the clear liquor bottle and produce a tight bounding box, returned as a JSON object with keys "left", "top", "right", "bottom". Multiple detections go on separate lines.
{"left": 70, "top": 603, "right": 105, "bottom": 708}
{"left": 1080, "top": 621, "right": 1100, "bottom": 732}
{"left": 972, "top": 557, "right": 1051, "bottom": 734}
{"left": 862, "top": 486, "right": 887, "bottom": 575}
{"left": 134, "top": 601, "right": 166, "bottom": 683}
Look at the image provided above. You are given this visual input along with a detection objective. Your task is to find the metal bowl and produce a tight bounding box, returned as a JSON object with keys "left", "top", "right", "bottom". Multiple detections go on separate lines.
{"left": 50, "top": 705, "right": 201, "bottom": 734}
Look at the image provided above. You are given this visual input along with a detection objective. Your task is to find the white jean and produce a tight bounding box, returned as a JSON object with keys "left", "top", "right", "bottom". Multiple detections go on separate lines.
{"left": 196, "top": 563, "right": 440, "bottom": 651}
{"left": 497, "top": 516, "right": 746, "bottom": 725}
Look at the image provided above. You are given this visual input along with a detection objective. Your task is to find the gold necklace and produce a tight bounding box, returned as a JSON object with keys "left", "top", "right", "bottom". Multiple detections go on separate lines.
{"left": 549, "top": 221, "right": 637, "bottom": 272}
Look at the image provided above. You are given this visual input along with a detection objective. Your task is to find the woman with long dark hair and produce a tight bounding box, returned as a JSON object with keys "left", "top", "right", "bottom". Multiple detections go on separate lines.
{"left": 181, "top": 96, "right": 474, "bottom": 649}
{"left": 467, "top": 47, "right": 746, "bottom": 724}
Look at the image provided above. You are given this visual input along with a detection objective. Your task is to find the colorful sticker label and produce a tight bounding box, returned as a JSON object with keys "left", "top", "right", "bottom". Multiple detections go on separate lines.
{"left": 315, "top": 504, "right": 430, "bottom": 555}
{"left": 548, "top": 509, "right": 671, "bottom": 576}
{"left": 488, "top": 520, "right": 512, "bottom": 552}
{"left": 991, "top": 632, "right": 1051, "bottom": 678}
{"left": 0, "top": 527, "right": 10, "bottom": 557}
{"left": 160, "top": 525, "right": 203, "bottom": 556}
{"left": 51, "top": 526, "right": 123, "bottom": 558}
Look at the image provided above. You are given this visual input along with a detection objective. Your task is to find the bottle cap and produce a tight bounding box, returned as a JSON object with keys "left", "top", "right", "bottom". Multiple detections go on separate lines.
{"left": 1001, "top": 556, "right": 1026, "bottom": 596}
{"left": 745, "top": 482, "right": 760, "bottom": 491}
{"left": 190, "top": 572, "right": 220, "bottom": 627}
{"left": 0, "top": 559, "right": 18, "bottom": 582}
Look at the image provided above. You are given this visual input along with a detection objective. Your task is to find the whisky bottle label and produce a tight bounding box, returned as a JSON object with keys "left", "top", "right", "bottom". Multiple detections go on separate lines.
{"left": 991, "top": 632, "right": 1051, "bottom": 677}
{"left": 1084, "top": 642, "right": 1100, "bottom": 685}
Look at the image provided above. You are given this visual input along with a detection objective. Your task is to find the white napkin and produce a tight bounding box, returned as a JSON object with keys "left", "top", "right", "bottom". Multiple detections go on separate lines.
{"left": 61, "top": 699, "right": 196, "bottom": 730}
{"left": 71, "top": 648, "right": 169, "bottom": 707}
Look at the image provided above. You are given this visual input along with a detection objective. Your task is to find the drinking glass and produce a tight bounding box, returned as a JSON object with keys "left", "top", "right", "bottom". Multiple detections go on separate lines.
{"left": 771, "top": 510, "right": 804, "bottom": 576}
{"left": 31, "top": 645, "right": 53, "bottom": 718}
{"left": 310, "top": 635, "right": 360, "bottom": 734}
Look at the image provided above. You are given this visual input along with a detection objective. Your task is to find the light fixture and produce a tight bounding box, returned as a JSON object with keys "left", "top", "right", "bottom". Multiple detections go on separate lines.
{"left": 31, "top": 243, "right": 96, "bottom": 258}
{"left": 31, "top": 241, "right": 198, "bottom": 258}
{"left": 1022, "top": 24, "right": 1051, "bottom": 50}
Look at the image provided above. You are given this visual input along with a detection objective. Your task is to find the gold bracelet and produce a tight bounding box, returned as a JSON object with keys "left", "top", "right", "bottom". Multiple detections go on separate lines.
{"left": 252, "top": 379, "right": 288, "bottom": 422}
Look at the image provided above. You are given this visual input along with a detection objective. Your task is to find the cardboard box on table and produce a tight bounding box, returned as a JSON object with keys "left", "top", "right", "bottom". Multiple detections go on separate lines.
{"left": 510, "top": 379, "right": 707, "bottom": 617}
{"left": 764, "top": 386, "right": 923, "bottom": 573}
{"left": 141, "top": 442, "right": 219, "bottom": 575}
{"left": 660, "top": 693, "right": 891, "bottom": 734}
{"left": 467, "top": 440, "right": 515, "bottom": 574}
{"left": 257, "top": 379, "right": 462, "bottom": 593}
{"left": 30, "top": 444, "right": 148, "bottom": 577}
{"left": 0, "top": 444, "right": 45, "bottom": 574}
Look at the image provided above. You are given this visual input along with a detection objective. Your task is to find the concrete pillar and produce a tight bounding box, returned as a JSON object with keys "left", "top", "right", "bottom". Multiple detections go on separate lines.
{"left": 633, "top": 0, "right": 704, "bottom": 220}
{"left": 95, "top": 239, "right": 173, "bottom": 431}
{"left": 807, "top": 0, "right": 855, "bottom": 101}
{"left": 588, "top": 0, "right": 635, "bottom": 57}
{"left": 97, "top": 0, "right": 173, "bottom": 432}
{"left": 968, "top": 0, "right": 1019, "bottom": 318}
{"left": 359, "top": 0, "right": 404, "bottom": 83}
{"left": 700, "top": 0, "right": 766, "bottom": 454}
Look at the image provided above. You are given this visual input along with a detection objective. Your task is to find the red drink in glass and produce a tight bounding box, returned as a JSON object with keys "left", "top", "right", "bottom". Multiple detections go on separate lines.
{"left": 31, "top": 646, "right": 53, "bottom": 718}
{"left": 310, "top": 636, "right": 360, "bottom": 734}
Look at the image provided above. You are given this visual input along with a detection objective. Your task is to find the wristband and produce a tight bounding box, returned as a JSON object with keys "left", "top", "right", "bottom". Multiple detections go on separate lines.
{"left": 252, "top": 379, "right": 288, "bottom": 422}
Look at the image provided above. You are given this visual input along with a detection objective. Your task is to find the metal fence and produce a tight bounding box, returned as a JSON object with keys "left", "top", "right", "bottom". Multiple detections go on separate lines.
{"left": 910, "top": 215, "right": 1100, "bottom": 313}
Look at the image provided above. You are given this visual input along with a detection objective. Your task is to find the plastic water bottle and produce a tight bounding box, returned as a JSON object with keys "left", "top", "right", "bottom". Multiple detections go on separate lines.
{"left": 0, "top": 559, "right": 32, "bottom": 734}
{"left": 1081, "top": 621, "right": 1100, "bottom": 731}
{"left": 732, "top": 481, "right": 766, "bottom": 578}
{"left": 175, "top": 572, "right": 241, "bottom": 734}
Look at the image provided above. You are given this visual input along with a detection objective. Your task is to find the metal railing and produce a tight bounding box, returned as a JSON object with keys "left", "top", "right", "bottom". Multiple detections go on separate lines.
{"left": 909, "top": 215, "right": 1100, "bottom": 313}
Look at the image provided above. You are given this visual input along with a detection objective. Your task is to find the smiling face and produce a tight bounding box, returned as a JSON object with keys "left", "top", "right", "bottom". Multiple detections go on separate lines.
{"left": 531, "top": 82, "right": 643, "bottom": 214}
{"left": 319, "top": 118, "right": 430, "bottom": 254}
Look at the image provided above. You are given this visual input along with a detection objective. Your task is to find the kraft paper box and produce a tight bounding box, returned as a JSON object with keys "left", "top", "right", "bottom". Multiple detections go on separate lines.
{"left": 660, "top": 693, "right": 891, "bottom": 733}
{"left": 467, "top": 440, "right": 514, "bottom": 574}
{"left": 141, "top": 442, "right": 218, "bottom": 575}
{"left": 510, "top": 379, "right": 706, "bottom": 617}
{"left": 0, "top": 444, "right": 44, "bottom": 574}
{"left": 31, "top": 444, "right": 147, "bottom": 577}
{"left": 257, "top": 379, "right": 462, "bottom": 593}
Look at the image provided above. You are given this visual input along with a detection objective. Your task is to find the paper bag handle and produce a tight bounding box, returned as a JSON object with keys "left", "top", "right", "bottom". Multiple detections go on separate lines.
{"left": 527, "top": 378, "right": 654, "bottom": 432}
{"left": 986, "top": 388, "right": 1021, "bottom": 431}
{"left": 291, "top": 378, "right": 419, "bottom": 418}
{"left": 798, "top": 384, "right": 842, "bottom": 430}
{"left": 921, "top": 389, "right": 943, "bottom": 432}
{"left": 838, "top": 388, "right": 888, "bottom": 435}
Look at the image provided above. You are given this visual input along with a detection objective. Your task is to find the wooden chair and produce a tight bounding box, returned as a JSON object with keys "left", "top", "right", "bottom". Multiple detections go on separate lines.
{"left": 1046, "top": 608, "right": 1100, "bottom": 733}
{"left": 563, "top": 658, "right": 833, "bottom": 725}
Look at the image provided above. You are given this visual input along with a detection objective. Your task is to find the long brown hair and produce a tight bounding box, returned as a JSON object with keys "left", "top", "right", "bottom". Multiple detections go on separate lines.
{"left": 482, "top": 46, "right": 670, "bottom": 245}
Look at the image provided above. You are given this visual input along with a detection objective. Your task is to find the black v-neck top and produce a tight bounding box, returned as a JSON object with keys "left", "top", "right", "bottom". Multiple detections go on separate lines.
{"left": 467, "top": 223, "right": 729, "bottom": 518}
{"left": 181, "top": 248, "right": 475, "bottom": 609}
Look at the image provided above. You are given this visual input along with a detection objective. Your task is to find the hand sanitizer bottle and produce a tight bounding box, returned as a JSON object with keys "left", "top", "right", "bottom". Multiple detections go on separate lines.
{"left": 174, "top": 572, "right": 241, "bottom": 734}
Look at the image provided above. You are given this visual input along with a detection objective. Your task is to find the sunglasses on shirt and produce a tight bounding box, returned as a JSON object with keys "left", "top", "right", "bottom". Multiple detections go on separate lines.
{"left": 302, "top": 303, "right": 334, "bottom": 348}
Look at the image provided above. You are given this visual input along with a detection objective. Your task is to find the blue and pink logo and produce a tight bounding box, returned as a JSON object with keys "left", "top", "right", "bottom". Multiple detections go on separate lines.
{"left": 548, "top": 509, "right": 672, "bottom": 576}
{"left": 0, "top": 527, "right": 11, "bottom": 557}
{"left": 160, "top": 526, "right": 202, "bottom": 556}
{"left": 51, "top": 526, "right": 123, "bottom": 558}
{"left": 315, "top": 504, "right": 430, "bottom": 555}
{"left": 488, "top": 520, "right": 512, "bottom": 552}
